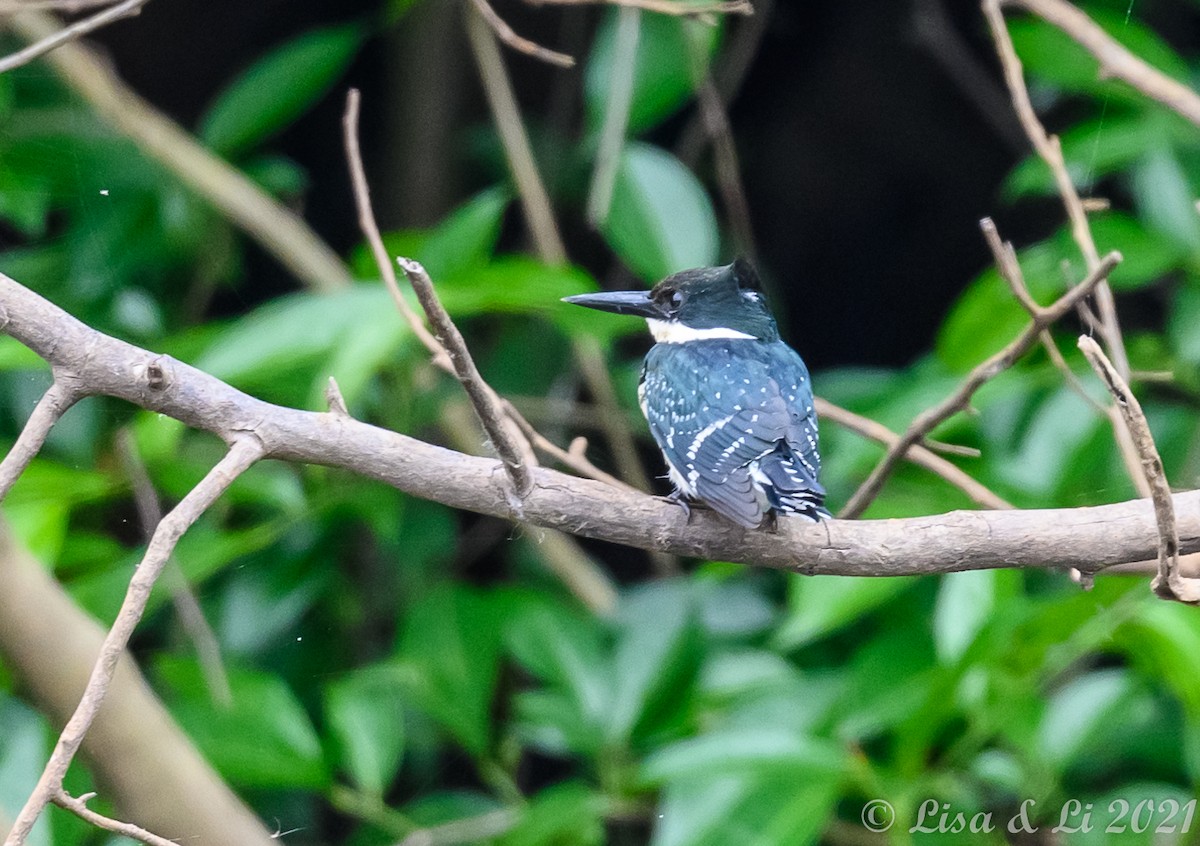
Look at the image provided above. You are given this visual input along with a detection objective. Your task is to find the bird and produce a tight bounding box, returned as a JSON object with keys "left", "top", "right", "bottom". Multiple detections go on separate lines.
{"left": 563, "top": 258, "right": 828, "bottom": 528}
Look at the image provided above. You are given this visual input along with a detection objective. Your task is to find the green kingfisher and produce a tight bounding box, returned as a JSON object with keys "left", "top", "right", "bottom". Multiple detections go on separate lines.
{"left": 564, "top": 259, "right": 827, "bottom": 528}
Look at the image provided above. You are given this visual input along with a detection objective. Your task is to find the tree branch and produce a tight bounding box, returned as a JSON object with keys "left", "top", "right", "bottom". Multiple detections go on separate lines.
{"left": 0, "top": 522, "right": 278, "bottom": 845}
{"left": 397, "top": 257, "right": 534, "bottom": 499}
{"left": 468, "top": 0, "right": 575, "bottom": 68}
{"left": 0, "top": 381, "right": 79, "bottom": 499}
{"left": 813, "top": 398, "right": 1013, "bottom": 511}
{"left": 526, "top": 0, "right": 751, "bottom": 16}
{"left": 1078, "top": 336, "right": 1200, "bottom": 604}
{"left": 1, "top": 270, "right": 1195, "bottom": 580}
{"left": 1001, "top": 0, "right": 1200, "bottom": 128}
{"left": 0, "top": 0, "right": 146, "bottom": 74}
{"left": 839, "top": 250, "right": 1121, "bottom": 518}
{"left": 983, "top": 0, "right": 1129, "bottom": 379}
{"left": 50, "top": 791, "right": 176, "bottom": 846}
{"left": 2, "top": 437, "right": 264, "bottom": 846}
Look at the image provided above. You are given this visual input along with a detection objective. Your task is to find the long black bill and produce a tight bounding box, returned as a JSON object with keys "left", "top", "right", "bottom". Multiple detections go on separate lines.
{"left": 561, "top": 290, "right": 667, "bottom": 319}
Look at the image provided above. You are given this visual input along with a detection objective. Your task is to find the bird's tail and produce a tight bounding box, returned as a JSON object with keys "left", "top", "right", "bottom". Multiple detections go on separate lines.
{"left": 754, "top": 447, "right": 828, "bottom": 521}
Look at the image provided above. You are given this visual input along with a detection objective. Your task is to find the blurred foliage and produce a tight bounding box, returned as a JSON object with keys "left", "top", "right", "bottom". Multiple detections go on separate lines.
{"left": 2, "top": 1, "right": 1200, "bottom": 845}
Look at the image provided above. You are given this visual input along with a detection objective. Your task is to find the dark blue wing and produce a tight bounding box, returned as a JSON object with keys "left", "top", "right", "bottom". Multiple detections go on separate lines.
{"left": 640, "top": 339, "right": 823, "bottom": 527}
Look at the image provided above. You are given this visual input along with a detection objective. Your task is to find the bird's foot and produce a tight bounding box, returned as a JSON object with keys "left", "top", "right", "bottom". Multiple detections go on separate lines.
{"left": 662, "top": 489, "right": 694, "bottom": 524}
{"left": 762, "top": 510, "right": 780, "bottom": 534}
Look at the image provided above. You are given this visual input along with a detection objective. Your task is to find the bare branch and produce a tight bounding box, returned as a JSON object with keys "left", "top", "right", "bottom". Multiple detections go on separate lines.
{"left": 468, "top": 0, "right": 575, "bottom": 67}
{"left": 1078, "top": 336, "right": 1200, "bottom": 604}
{"left": 980, "top": 217, "right": 1149, "bottom": 496}
{"left": 813, "top": 398, "right": 1013, "bottom": 511}
{"left": 983, "top": 0, "right": 1129, "bottom": 379}
{"left": 0, "top": 381, "right": 79, "bottom": 500}
{"left": 3, "top": 437, "right": 264, "bottom": 846}
{"left": 840, "top": 251, "right": 1121, "bottom": 518}
{"left": 114, "top": 429, "right": 232, "bottom": 707}
{"left": 398, "top": 808, "right": 518, "bottom": 846}
{"left": 342, "top": 90, "right": 451, "bottom": 369}
{"left": 1, "top": 270, "right": 1195, "bottom": 578}
{"left": 0, "top": 0, "right": 146, "bottom": 74}
{"left": 526, "top": 0, "right": 751, "bottom": 16}
{"left": 398, "top": 258, "right": 534, "bottom": 500}
{"left": 51, "top": 791, "right": 177, "bottom": 846}
{"left": 1002, "top": 0, "right": 1200, "bottom": 128}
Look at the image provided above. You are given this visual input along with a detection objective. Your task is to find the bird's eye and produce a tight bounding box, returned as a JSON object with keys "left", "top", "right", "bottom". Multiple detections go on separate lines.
{"left": 670, "top": 291, "right": 684, "bottom": 309}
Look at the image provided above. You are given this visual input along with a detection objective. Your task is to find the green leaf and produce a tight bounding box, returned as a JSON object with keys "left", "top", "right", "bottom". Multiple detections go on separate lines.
{"left": 652, "top": 772, "right": 841, "bottom": 846}
{"left": 585, "top": 9, "right": 720, "bottom": 135}
{"left": 933, "top": 570, "right": 996, "bottom": 664}
{"left": 774, "top": 575, "right": 918, "bottom": 649}
{"left": 498, "top": 783, "right": 604, "bottom": 846}
{"left": 607, "top": 581, "right": 703, "bottom": 743}
{"left": 641, "top": 727, "right": 845, "bottom": 783}
{"left": 1168, "top": 283, "right": 1200, "bottom": 366}
{"left": 155, "top": 657, "right": 329, "bottom": 789}
{"left": 200, "top": 23, "right": 363, "bottom": 157}
{"left": 504, "top": 596, "right": 612, "bottom": 741}
{"left": 350, "top": 187, "right": 510, "bottom": 283}
{"left": 393, "top": 585, "right": 509, "bottom": 755}
{"left": 602, "top": 142, "right": 718, "bottom": 282}
{"left": 325, "top": 669, "right": 406, "bottom": 796}
{"left": 1131, "top": 144, "right": 1200, "bottom": 254}
{"left": 1038, "top": 669, "right": 1133, "bottom": 770}
{"left": 0, "top": 698, "right": 52, "bottom": 846}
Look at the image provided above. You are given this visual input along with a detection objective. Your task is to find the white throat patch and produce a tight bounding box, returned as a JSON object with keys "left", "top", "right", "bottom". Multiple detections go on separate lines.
{"left": 646, "top": 318, "right": 755, "bottom": 344}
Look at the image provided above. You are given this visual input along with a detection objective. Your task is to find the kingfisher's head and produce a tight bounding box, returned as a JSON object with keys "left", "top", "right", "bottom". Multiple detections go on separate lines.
{"left": 563, "top": 259, "right": 779, "bottom": 343}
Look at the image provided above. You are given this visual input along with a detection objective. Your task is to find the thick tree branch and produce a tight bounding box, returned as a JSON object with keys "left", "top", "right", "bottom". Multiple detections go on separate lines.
{"left": 3, "top": 437, "right": 264, "bottom": 846}
{"left": 840, "top": 250, "right": 1121, "bottom": 518}
{"left": 1, "top": 271, "right": 1196, "bottom": 578}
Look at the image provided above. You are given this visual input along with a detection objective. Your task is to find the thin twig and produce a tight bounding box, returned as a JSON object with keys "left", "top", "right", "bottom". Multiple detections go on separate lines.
{"left": 983, "top": 0, "right": 1129, "bottom": 380}
{"left": 465, "top": 4, "right": 568, "bottom": 263}
{"left": 7, "top": 11, "right": 351, "bottom": 292}
{"left": 0, "top": 0, "right": 131, "bottom": 11}
{"left": 586, "top": 5, "right": 640, "bottom": 227}
{"left": 51, "top": 791, "right": 177, "bottom": 846}
{"left": 398, "top": 258, "right": 534, "bottom": 500}
{"left": 527, "top": 0, "right": 751, "bottom": 15}
{"left": 814, "top": 398, "right": 1012, "bottom": 511}
{"left": 1078, "top": 336, "right": 1199, "bottom": 604}
{"left": 0, "top": 0, "right": 146, "bottom": 74}
{"left": 840, "top": 251, "right": 1121, "bottom": 518}
{"left": 468, "top": 0, "right": 575, "bottom": 67}
{"left": 3, "top": 437, "right": 264, "bottom": 846}
{"left": 114, "top": 429, "right": 232, "bottom": 708}
{"left": 503, "top": 400, "right": 636, "bottom": 490}
{"left": 342, "top": 90, "right": 450, "bottom": 368}
{"left": 980, "top": 217, "right": 1147, "bottom": 494}
{"left": 0, "top": 381, "right": 78, "bottom": 500}
{"left": 1003, "top": 0, "right": 1200, "bottom": 128}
